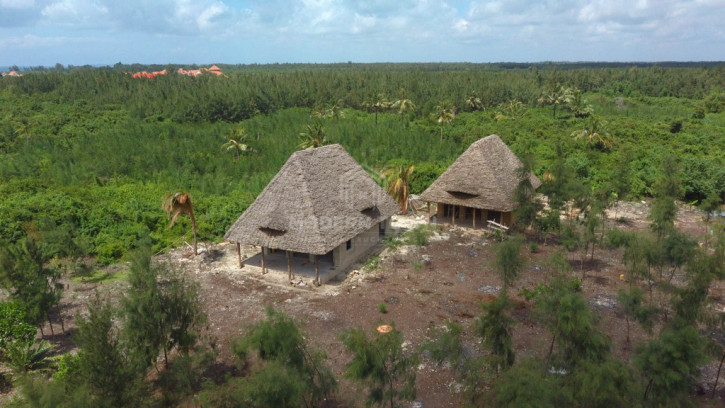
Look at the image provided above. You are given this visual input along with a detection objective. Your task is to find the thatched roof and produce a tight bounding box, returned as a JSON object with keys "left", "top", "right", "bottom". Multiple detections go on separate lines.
{"left": 225, "top": 144, "right": 400, "bottom": 255}
{"left": 420, "top": 135, "right": 542, "bottom": 212}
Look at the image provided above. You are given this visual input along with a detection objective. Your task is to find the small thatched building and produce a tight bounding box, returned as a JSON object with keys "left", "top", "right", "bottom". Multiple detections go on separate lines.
{"left": 225, "top": 144, "right": 399, "bottom": 284}
{"left": 420, "top": 134, "right": 541, "bottom": 228}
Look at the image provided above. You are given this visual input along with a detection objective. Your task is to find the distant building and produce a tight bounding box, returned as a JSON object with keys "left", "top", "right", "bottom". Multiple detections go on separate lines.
{"left": 130, "top": 66, "right": 225, "bottom": 78}
{"left": 420, "top": 134, "right": 541, "bottom": 228}
{"left": 225, "top": 144, "right": 399, "bottom": 284}
{"left": 176, "top": 65, "right": 225, "bottom": 77}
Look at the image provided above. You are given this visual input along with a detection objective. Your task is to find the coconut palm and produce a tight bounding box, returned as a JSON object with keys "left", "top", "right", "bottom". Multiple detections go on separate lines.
{"left": 571, "top": 115, "right": 613, "bottom": 149}
{"left": 312, "top": 99, "right": 346, "bottom": 120}
{"left": 391, "top": 91, "right": 415, "bottom": 123}
{"left": 298, "top": 121, "right": 327, "bottom": 150}
{"left": 13, "top": 118, "right": 32, "bottom": 146}
{"left": 465, "top": 94, "right": 483, "bottom": 111}
{"left": 568, "top": 87, "right": 593, "bottom": 118}
{"left": 434, "top": 103, "right": 456, "bottom": 141}
{"left": 363, "top": 93, "right": 391, "bottom": 125}
{"left": 495, "top": 99, "right": 528, "bottom": 121}
{"left": 538, "top": 85, "right": 574, "bottom": 119}
{"left": 162, "top": 191, "right": 198, "bottom": 255}
{"left": 221, "top": 127, "right": 255, "bottom": 160}
{"left": 383, "top": 165, "right": 415, "bottom": 214}
{"left": 326, "top": 99, "right": 345, "bottom": 119}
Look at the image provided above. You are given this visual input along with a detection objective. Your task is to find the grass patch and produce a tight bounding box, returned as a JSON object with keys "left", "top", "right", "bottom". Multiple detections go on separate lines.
{"left": 383, "top": 234, "right": 403, "bottom": 251}
{"left": 363, "top": 256, "right": 381, "bottom": 273}
{"left": 378, "top": 303, "right": 388, "bottom": 314}
{"left": 71, "top": 269, "right": 128, "bottom": 284}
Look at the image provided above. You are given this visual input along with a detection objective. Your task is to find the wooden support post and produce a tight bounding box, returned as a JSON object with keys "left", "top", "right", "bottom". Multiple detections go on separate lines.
{"left": 452, "top": 205, "right": 456, "bottom": 226}
{"left": 287, "top": 251, "right": 292, "bottom": 281}
{"left": 315, "top": 255, "right": 320, "bottom": 286}
{"left": 427, "top": 202, "right": 431, "bottom": 218}
{"left": 236, "top": 243, "right": 243, "bottom": 268}
{"left": 473, "top": 208, "right": 477, "bottom": 229}
{"left": 261, "top": 247, "right": 265, "bottom": 274}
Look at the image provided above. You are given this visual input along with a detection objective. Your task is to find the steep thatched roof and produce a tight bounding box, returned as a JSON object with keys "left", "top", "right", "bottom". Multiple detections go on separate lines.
{"left": 420, "top": 135, "right": 542, "bottom": 212}
{"left": 225, "top": 144, "right": 400, "bottom": 255}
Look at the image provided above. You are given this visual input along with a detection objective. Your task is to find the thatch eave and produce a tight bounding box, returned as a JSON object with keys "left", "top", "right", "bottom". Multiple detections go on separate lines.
{"left": 419, "top": 134, "right": 541, "bottom": 213}
{"left": 225, "top": 144, "right": 400, "bottom": 255}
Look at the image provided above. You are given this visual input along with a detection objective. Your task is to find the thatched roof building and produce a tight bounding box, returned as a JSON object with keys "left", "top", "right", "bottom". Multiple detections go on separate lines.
{"left": 225, "top": 144, "right": 399, "bottom": 255}
{"left": 420, "top": 135, "right": 541, "bottom": 227}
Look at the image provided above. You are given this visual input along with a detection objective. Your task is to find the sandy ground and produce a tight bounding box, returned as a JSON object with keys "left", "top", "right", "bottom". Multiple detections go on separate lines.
{"left": 4, "top": 201, "right": 725, "bottom": 407}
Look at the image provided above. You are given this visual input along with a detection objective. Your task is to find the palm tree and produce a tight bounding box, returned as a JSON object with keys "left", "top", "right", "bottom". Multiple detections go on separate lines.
{"left": 13, "top": 118, "right": 32, "bottom": 146}
{"left": 495, "top": 99, "right": 528, "bottom": 121}
{"left": 363, "top": 93, "right": 391, "bottom": 125}
{"left": 326, "top": 99, "right": 345, "bottom": 119}
{"left": 312, "top": 99, "right": 346, "bottom": 120}
{"left": 434, "top": 103, "right": 456, "bottom": 141}
{"left": 390, "top": 90, "right": 415, "bottom": 123}
{"left": 571, "top": 115, "right": 613, "bottom": 149}
{"left": 465, "top": 94, "right": 483, "bottom": 111}
{"left": 298, "top": 121, "right": 327, "bottom": 150}
{"left": 538, "top": 85, "right": 574, "bottom": 119}
{"left": 383, "top": 165, "right": 415, "bottom": 214}
{"left": 221, "top": 127, "right": 255, "bottom": 160}
{"left": 568, "top": 87, "right": 593, "bottom": 118}
{"left": 162, "top": 191, "right": 198, "bottom": 255}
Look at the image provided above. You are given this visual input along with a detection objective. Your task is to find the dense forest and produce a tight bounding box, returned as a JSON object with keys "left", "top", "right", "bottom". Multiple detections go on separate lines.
{"left": 1, "top": 63, "right": 724, "bottom": 262}
{"left": 0, "top": 63, "right": 725, "bottom": 407}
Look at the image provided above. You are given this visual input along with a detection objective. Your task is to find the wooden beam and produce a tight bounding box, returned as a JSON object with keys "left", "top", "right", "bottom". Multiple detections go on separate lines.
{"left": 261, "top": 247, "right": 265, "bottom": 274}
{"left": 236, "top": 243, "right": 243, "bottom": 268}
{"left": 287, "top": 251, "right": 292, "bottom": 281}
{"left": 473, "top": 208, "right": 476, "bottom": 229}
{"left": 452, "top": 205, "right": 456, "bottom": 226}
{"left": 315, "top": 255, "right": 319, "bottom": 286}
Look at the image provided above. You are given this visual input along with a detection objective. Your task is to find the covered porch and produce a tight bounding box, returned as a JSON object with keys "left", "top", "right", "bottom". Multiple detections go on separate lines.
{"left": 428, "top": 202, "right": 512, "bottom": 229}
{"left": 232, "top": 244, "right": 338, "bottom": 285}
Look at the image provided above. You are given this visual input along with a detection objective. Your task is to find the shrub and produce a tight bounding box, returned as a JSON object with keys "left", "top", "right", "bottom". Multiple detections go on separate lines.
{"left": 0, "top": 302, "right": 37, "bottom": 354}
{"left": 5, "top": 340, "right": 53, "bottom": 374}
{"left": 232, "top": 308, "right": 337, "bottom": 406}
{"left": 378, "top": 303, "right": 388, "bottom": 314}
{"left": 408, "top": 161, "right": 446, "bottom": 194}
{"left": 404, "top": 224, "right": 431, "bottom": 246}
{"left": 341, "top": 325, "right": 417, "bottom": 408}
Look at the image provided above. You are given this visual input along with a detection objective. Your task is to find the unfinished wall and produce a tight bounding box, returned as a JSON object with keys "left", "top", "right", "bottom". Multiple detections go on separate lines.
{"left": 333, "top": 218, "right": 390, "bottom": 271}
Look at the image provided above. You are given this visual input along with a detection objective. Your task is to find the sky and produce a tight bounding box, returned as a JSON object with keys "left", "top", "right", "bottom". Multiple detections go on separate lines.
{"left": 1, "top": 0, "right": 724, "bottom": 67}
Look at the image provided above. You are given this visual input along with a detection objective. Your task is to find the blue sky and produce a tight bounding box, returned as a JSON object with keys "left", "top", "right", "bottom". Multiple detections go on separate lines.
{"left": 1, "top": 0, "right": 723, "bottom": 67}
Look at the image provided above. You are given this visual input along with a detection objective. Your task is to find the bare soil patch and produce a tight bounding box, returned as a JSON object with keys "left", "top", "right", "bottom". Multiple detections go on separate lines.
{"left": 8, "top": 202, "right": 724, "bottom": 407}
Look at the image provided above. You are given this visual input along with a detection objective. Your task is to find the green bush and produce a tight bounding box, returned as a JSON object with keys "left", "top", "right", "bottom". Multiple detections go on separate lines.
{"left": 0, "top": 302, "right": 37, "bottom": 354}
{"left": 378, "top": 303, "right": 388, "bottom": 314}
{"left": 231, "top": 308, "right": 337, "bottom": 406}
{"left": 404, "top": 224, "right": 431, "bottom": 246}
{"left": 5, "top": 340, "right": 53, "bottom": 373}
{"left": 53, "top": 353, "right": 81, "bottom": 382}
{"left": 408, "top": 161, "right": 446, "bottom": 194}
{"left": 341, "top": 325, "right": 417, "bottom": 408}
{"left": 704, "top": 91, "right": 725, "bottom": 113}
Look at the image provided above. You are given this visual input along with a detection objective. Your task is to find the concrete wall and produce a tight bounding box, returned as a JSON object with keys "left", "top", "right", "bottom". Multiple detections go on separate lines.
{"left": 261, "top": 219, "right": 391, "bottom": 276}
{"left": 333, "top": 218, "right": 390, "bottom": 271}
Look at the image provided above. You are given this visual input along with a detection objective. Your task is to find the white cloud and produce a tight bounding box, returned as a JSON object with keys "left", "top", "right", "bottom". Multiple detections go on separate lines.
{"left": 2, "top": 0, "right": 725, "bottom": 64}
{"left": 40, "top": 0, "right": 108, "bottom": 27}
